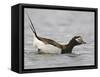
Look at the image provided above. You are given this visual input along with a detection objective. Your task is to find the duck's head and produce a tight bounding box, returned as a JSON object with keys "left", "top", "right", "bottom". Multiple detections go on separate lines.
{"left": 69, "top": 36, "right": 86, "bottom": 46}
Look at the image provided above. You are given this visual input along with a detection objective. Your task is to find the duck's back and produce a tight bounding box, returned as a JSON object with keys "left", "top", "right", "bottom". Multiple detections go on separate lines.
{"left": 38, "top": 37, "right": 62, "bottom": 48}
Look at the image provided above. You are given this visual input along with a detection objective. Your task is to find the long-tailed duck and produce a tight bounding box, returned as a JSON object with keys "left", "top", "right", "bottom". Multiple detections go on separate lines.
{"left": 27, "top": 13, "right": 86, "bottom": 54}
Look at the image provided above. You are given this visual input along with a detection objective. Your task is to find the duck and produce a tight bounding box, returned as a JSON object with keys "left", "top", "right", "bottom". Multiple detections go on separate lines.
{"left": 27, "top": 13, "right": 86, "bottom": 54}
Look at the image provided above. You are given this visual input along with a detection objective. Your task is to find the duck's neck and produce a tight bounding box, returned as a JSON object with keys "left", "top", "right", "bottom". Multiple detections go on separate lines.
{"left": 61, "top": 41, "right": 76, "bottom": 54}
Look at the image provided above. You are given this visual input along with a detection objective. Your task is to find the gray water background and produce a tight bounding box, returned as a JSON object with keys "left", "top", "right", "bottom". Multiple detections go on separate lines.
{"left": 24, "top": 8, "right": 94, "bottom": 69}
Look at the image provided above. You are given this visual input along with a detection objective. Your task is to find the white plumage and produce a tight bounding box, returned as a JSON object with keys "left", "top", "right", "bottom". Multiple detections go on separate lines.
{"left": 33, "top": 34, "right": 61, "bottom": 54}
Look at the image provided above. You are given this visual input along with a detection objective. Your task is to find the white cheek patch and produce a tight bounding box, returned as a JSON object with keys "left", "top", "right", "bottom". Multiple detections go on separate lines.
{"left": 75, "top": 37, "right": 82, "bottom": 43}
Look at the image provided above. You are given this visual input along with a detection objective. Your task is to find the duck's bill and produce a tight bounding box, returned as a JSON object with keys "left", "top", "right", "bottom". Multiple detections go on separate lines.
{"left": 82, "top": 41, "right": 86, "bottom": 44}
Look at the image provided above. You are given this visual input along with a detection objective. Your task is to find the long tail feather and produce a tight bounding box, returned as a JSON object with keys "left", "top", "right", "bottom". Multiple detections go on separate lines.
{"left": 26, "top": 12, "right": 37, "bottom": 36}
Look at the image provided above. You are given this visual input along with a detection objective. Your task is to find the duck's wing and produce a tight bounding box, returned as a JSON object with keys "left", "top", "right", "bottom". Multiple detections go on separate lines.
{"left": 38, "top": 37, "right": 62, "bottom": 49}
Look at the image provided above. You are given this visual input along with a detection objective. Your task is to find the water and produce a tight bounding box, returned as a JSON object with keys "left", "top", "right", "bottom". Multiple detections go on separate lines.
{"left": 24, "top": 8, "right": 94, "bottom": 69}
